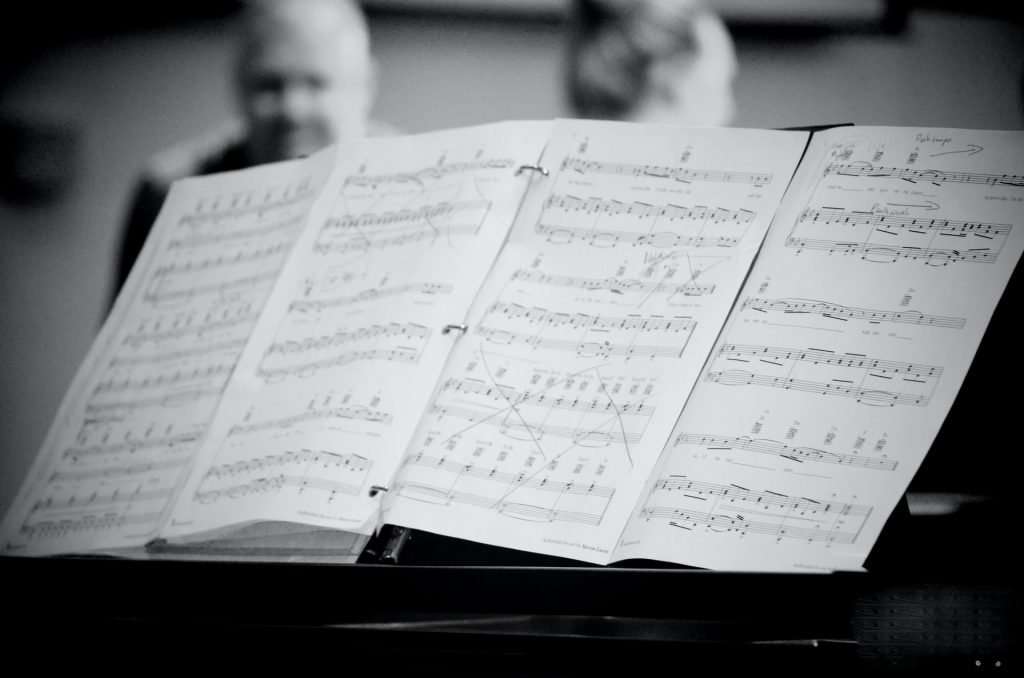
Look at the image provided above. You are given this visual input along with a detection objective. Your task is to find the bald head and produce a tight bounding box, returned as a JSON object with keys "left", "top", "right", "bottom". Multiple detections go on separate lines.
{"left": 235, "top": 0, "right": 375, "bottom": 165}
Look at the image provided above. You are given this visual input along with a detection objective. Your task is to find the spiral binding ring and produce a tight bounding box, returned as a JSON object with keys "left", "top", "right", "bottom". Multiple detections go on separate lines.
{"left": 516, "top": 164, "right": 549, "bottom": 177}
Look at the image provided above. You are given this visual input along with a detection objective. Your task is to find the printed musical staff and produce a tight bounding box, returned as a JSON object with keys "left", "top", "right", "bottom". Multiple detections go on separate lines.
{"left": 203, "top": 448, "right": 371, "bottom": 480}
{"left": 825, "top": 162, "right": 1024, "bottom": 188}
{"left": 344, "top": 158, "right": 515, "bottom": 188}
{"left": 511, "top": 268, "right": 717, "bottom": 297}
{"left": 49, "top": 457, "right": 191, "bottom": 483}
{"left": 537, "top": 223, "right": 744, "bottom": 249}
{"left": 195, "top": 475, "right": 362, "bottom": 504}
{"left": 61, "top": 431, "right": 203, "bottom": 462}
{"left": 786, "top": 207, "right": 1011, "bottom": 265}
{"left": 798, "top": 208, "right": 1011, "bottom": 237}
{"left": 180, "top": 184, "right": 316, "bottom": 227}
{"left": 404, "top": 452, "right": 616, "bottom": 499}
{"left": 538, "top": 194, "right": 755, "bottom": 249}
{"left": 440, "top": 377, "right": 655, "bottom": 419}
{"left": 718, "top": 344, "right": 943, "bottom": 377}
{"left": 322, "top": 200, "right": 490, "bottom": 233}
{"left": 486, "top": 302, "right": 696, "bottom": 334}
{"left": 122, "top": 303, "right": 258, "bottom": 346}
{"left": 432, "top": 402, "right": 644, "bottom": 445}
{"left": 143, "top": 270, "right": 280, "bottom": 304}
{"left": 641, "top": 476, "right": 872, "bottom": 544}
{"left": 264, "top": 322, "right": 430, "bottom": 357}
{"left": 228, "top": 405, "right": 394, "bottom": 436}
{"left": 109, "top": 339, "right": 248, "bottom": 367}
{"left": 255, "top": 347, "right": 423, "bottom": 380}
{"left": 561, "top": 156, "right": 773, "bottom": 186}
{"left": 476, "top": 327, "right": 688, "bottom": 359}
{"left": 395, "top": 481, "right": 606, "bottom": 526}
{"left": 785, "top": 238, "right": 998, "bottom": 264}
{"left": 32, "top": 486, "right": 174, "bottom": 513}
{"left": 673, "top": 433, "right": 899, "bottom": 471}
{"left": 91, "top": 361, "right": 234, "bottom": 396}
{"left": 169, "top": 213, "right": 306, "bottom": 249}
{"left": 288, "top": 282, "right": 453, "bottom": 314}
{"left": 741, "top": 297, "right": 966, "bottom": 329}
{"left": 84, "top": 387, "right": 223, "bottom": 414}
{"left": 195, "top": 449, "right": 372, "bottom": 504}
{"left": 18, "top": 511, "right": 164, "bottom": 541}
{"left": 706, "top": 343, "right": 941, "bottom": 407}
{"left": 706, "top": 370, "right": 932, "bottom": 407}
{"left": 544, "top": 194, "right": 757, "bottom": 224}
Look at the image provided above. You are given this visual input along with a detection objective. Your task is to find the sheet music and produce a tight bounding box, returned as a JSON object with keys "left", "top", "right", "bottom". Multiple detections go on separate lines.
{"left": 0, "top": 150, "right": 336, "bottom": 556}
{"left": 382, "top": 120, "right": 809, "bottom": 563}
{"left": 615, "top": 127, "right": 1024, "bottom": 571}
{"left": 161, "top": 122, "right": 553, "bottom": 540}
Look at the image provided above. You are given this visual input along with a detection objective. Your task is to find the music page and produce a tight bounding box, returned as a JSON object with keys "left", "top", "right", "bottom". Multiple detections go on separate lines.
{"left": 162, "top": 122, "right": 552, "bottom": 540}
{"left": 615, "top": 127, "right": 1024, "bottom": 571}
{"left": 1, "top": 150, "right": 336, "bottom": 556}
{"left": 383, "top": 120, "right": 809, "bottom": 563}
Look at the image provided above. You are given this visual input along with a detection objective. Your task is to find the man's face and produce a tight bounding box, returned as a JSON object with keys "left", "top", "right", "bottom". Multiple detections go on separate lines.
{"left": 238, "top": 16, "right": 372, "bottom": 164}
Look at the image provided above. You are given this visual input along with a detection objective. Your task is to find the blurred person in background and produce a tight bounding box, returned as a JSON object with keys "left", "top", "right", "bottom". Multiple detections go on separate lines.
{"left": 113, "top": 0, "right": 383, "bottom": 299}
{"left": 566, "top": 0, "right": 737, "bottom": 126}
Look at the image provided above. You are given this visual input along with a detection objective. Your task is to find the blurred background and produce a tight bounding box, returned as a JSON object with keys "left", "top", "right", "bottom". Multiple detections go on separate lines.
{"left": 0, "top": 0, "right": 1021, "bottom": 519}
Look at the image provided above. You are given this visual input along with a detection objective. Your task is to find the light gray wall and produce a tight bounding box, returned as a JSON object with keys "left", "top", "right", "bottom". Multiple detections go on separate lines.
{"left": 1, "top": 10, "right": 1021, "bottom": 518}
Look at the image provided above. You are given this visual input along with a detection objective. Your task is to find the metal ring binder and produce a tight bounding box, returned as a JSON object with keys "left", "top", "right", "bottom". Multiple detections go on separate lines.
{"left": 516, "top": 164, "right": 549, "bottom": 177}
{"left": 442, "top": 323, "right": 469, "bottom": 335}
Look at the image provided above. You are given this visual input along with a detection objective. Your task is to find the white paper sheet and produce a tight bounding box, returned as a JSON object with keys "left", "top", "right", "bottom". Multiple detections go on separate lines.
{"left": 382, "top": 121, "right": 810, "bottom": 563}
{"left": 1, "top": 150, "right": 336, "bottom": 556}
{"left": 161, "top": 122, "right": 553, "bottom": 540}
{"left": 615, "top": 127, "right": 1024, "bottom": 571}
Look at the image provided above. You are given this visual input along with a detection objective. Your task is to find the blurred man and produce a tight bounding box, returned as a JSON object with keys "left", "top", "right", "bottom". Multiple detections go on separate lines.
{"left": 114, "top": 0, "right": 380, "bottom": 297}
{"left": 566, "top": 0, "right": 737, "bottom": 126}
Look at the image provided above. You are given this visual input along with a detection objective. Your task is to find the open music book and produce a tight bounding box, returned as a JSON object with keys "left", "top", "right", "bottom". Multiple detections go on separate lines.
{"left": 4, "top": 120, "right": 1022, "bottom": 571}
